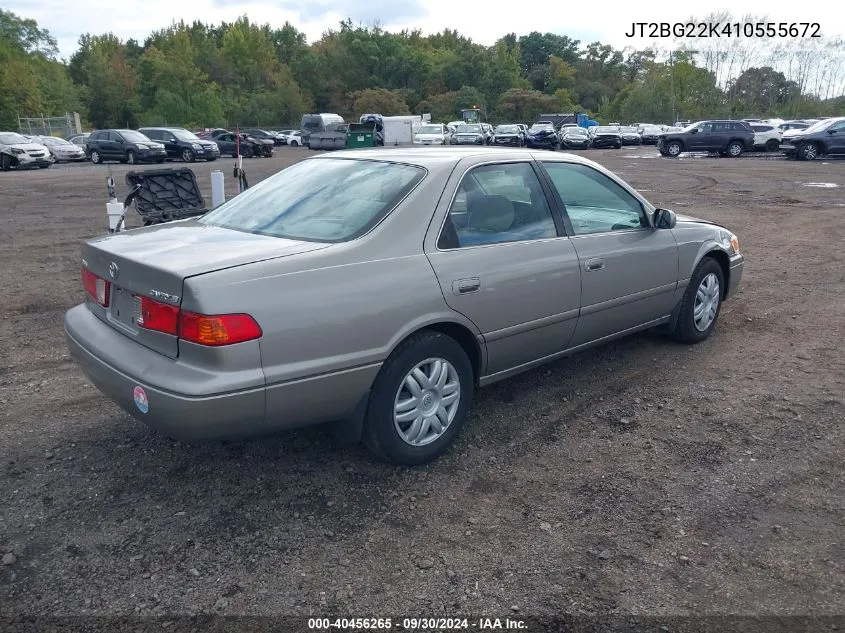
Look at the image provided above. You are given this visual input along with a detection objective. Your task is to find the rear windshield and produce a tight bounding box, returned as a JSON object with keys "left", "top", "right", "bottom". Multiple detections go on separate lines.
{"left": 200, "top": 158, "right": 425, "bottom": 242}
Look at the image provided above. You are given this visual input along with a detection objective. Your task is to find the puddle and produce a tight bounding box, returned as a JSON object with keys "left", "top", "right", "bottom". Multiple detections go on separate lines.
{"left": 623, "top": 154, "right": 658, "bottom": 159}
{"left": 800, "top": 182, "right": 839, "bottom": 188}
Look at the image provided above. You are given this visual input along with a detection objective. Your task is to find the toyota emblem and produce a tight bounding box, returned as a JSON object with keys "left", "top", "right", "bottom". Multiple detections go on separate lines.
{"left": 108, "top": 262, "right": 119, "bottom": 279}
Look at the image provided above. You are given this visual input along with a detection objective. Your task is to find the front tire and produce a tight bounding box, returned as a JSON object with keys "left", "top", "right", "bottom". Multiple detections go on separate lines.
{"left": 90, "top": 150, "right": 102, "bottom": 164}
{"left": 181, "top": 148, "right": 195, "bottom": 162}
{"left": 1, "top": 154, "right": 13, "bottom": 171}
{"left": 126, "top": 150, "right": 136, "bottom": 165}
{"left": 798, "top": 142, "right": 820, "bottom": 161}
{"left": 673, "top": 257, "right": 725, "bottom": 344}
{"left": 290, "top": 140, "right": 299, "bottom": 147}
{"left": 363, "top": 330, "right": 474, "bottom": 465}
{"left": 765, "top": 139, "right": 780, "bottom": 152}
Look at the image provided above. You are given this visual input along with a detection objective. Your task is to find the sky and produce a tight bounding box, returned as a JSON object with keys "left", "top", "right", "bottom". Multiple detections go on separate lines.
{"left": 6, "top": 0, "right": 844, "bottom": 61}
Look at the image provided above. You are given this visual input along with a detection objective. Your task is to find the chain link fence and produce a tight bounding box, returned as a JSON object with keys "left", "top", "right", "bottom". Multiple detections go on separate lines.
{"left": 18, "top": 113, "right": 83, "bottom": 139}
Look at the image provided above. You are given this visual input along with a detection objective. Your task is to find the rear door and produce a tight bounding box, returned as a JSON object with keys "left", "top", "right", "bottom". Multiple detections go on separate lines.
{"left": 539, "top": 160, "right": 679, "bottom": 347}
{"left": 104, "top": 131, "right": 123, "bottom": 158}
{"left": 425, "top": 160, "right": 582, "bottom": 377}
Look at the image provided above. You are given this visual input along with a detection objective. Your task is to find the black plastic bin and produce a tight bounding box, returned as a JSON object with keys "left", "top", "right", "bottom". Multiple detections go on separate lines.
{"left": 125, "top": 168, "right": 209, "bottom": 225}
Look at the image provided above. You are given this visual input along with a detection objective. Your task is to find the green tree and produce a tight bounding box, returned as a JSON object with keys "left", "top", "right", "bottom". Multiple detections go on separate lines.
{"left": 348, "top": 88, "right": 410, "bottom": 116}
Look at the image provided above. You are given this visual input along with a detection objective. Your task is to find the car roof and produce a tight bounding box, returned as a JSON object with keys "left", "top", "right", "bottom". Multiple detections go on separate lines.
{"left": 308, "top": 147, "right": 601, "bottom": 170}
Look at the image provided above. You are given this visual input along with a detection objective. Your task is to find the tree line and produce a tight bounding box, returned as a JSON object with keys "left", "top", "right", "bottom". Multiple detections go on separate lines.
{"left": 1, "top": 8, "right": 844, "bottom": 132}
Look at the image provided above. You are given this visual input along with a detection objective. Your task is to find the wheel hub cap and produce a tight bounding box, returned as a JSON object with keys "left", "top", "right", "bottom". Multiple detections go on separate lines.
{"left": 394, "top": 358, "right": 461, "bottom": 447}
{"left": 694, "top": 273, "right": 720, "bottom": 332}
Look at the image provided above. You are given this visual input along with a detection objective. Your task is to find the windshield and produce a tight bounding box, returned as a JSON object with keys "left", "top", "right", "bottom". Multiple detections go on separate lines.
{"left": 172, "top": 129, "right": 200, "bottom": 141}
{"left": 42, "top": 137, "right": 69, "bottom": 145}
{"left": 0, "top": 133, "right": 30, "bottom": 144}
{"left": 620, "top": 127, "right": 638, "bottom": 133}
{"left": 418, "top": 125, "right": 443, "bottom": 134}
{"left": 530, "top": 124, "right": 553, "bottom": 132}
{"left": 496, "top": 125, "right": 519, "bottom": 133}
{"left": 456, "top": 125, "right": 481, "bottom": 134}
{"left": 594, "top": 127, "right": 618, "bottom": 133}
{"left": 119, "top": 130, "right": 152, "bottom": 143}
{"left": 564, "top": 127, "right": 587, "bottom": 134}
{"left": 200, "top": 158, "right": 425, "bottom": 242}
{"left": 301, "top": 116, "right": 323, "bottom": 131}
{"left": 802, "top": 119, "right": 835, "bottom": 133}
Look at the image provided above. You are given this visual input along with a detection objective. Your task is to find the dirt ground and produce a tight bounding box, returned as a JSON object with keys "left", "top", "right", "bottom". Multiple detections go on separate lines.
{"left": 0, "top": 148, "right": 843, "bottom": 626}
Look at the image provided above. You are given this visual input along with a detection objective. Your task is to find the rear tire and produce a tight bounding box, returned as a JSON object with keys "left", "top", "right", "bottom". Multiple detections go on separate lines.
{"left": 363, "top": 330, "right": 474, "bottom": 466}
{"left": 1, "top": 154, "right": 13, "bottom": 171}
{"left": 672, "top": 257, "right": 725, "bottom": 344}
{"left": 726, "top": 141, "right": 744, "bottom": 157}
{"left": 765, "top": 139, "right": 780, "bottom": 152}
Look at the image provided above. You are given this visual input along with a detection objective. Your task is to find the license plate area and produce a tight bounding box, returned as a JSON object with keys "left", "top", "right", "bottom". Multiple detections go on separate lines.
{"left": 109, "top": 286, "right": 141, "bottom": 332}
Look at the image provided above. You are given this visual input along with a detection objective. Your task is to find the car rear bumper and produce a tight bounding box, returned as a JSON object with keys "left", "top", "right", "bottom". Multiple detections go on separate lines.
{"left": 64, "top": 304, "right": 267, "bottom": 440}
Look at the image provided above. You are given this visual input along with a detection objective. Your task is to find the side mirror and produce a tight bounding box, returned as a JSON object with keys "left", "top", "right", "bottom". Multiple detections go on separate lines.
{"left": 654, "top": 208, "right": 677, "bottom": 229}
{"left": 828, "top": 129, "right": 837, "bottom": 135}
{"left": 690, "top": 128, "right": 699, "bottom": 134}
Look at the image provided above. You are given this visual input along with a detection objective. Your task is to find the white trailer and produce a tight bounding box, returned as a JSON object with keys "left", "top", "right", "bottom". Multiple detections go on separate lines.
{"left": 382, "top": 115, "right": 424, "bottom": 146}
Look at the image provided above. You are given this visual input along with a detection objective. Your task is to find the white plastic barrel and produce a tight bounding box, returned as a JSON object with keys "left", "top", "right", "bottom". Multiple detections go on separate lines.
{"left": 106, "top": 201, "right": 125, "bottom": 232}
{"left": 211, "top": 170, "right": 225, "bottom": 208}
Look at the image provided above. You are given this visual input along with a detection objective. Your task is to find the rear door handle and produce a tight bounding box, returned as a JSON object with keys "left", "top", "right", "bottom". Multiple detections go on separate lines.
{"left": 452, "top": 277, "right": 481, "bottom": 295}
{"left": 585, "top": 258, "right": 605, "bottom": 271}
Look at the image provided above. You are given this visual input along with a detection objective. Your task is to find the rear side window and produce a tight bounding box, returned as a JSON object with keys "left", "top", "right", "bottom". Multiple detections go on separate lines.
{"left": 200, "top": 158, "right": 425, "bottom": 242}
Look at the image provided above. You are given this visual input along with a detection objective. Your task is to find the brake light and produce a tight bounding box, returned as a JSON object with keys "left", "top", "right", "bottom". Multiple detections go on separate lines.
{"left": 81, "top": 267, "right": 110, "bottom": 307}
{"left": 135, "top": 297, "right": 262, "bottom": 346}
{"left": 138, "top": 296, "right": 179, "bottom": 335}
{"left": 180, "top": 312, "right": 263, "bottom": 346}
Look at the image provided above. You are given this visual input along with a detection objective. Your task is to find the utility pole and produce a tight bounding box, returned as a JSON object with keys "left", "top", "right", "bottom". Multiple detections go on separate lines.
{"left": 670, "top": 49, "right": 676, "bottom": 124}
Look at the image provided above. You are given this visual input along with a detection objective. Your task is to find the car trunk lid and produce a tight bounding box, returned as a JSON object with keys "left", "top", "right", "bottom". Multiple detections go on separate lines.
{"left": 81, "top": 222, "right": 330, "bottom": 358}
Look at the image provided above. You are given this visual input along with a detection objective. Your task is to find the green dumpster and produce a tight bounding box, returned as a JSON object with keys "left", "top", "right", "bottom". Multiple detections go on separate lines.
{"left": 346, "top": 123, "right": 377, "bottom": 148}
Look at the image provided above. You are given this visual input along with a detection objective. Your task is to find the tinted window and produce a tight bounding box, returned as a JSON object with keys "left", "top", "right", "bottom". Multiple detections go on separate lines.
{"left": 751, "top": 125, "right": 773, "bottom": 132}
{"left": 542, "top": 162, "right": 646, "bottom": 236}
{"left": 829, "top": 120, "right": 845, "bottom": 132}
{"left": 201, "top": 158, "right": 424, "bottom": 242}
{"left": 438, "top": 162, "right": 557, "bottom": 249}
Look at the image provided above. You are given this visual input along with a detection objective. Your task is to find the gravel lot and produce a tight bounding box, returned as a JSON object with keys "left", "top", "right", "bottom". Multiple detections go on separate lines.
{"left": 1, "top": 148, "right": 843, "bottom": 626}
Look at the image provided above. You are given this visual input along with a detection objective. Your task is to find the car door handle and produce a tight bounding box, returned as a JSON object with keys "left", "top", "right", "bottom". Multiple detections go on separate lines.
{"left": 452, "top": 277, "right": 481, "bottom": 295}
{"left": 585, "top": 258, "right": 605, "bottom": 271}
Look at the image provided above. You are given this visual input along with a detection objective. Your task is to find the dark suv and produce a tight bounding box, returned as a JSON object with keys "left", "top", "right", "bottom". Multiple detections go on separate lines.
{"left": 658, "top": 120, "right": 754, "bottom": 157}
{"left": 85, "top": 130, "right": 167, "bottom": 165}
{"left": 139, "top": 127, "right": 221, "bottom": 162}
{"left": 780, "top": 117, "right": 845, "bottom": 160}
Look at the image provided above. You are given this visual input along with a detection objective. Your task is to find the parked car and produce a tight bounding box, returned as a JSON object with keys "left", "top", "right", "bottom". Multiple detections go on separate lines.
{"left": 67, "top": 133, "right": 90, "bottom": 148}
{"left": 480, "top": 123, "right": 495, "bottom": 145}
{"left": 273, "top": 129, "right": 295, "bottom": 145}
{"left": 778, "top": 121, "right": 810, "bottom": 133}
{"left": 559, "top": 126, "right": 591, "bottom": 149}
{"left": 139, "top": 127, "right": 221, "bottom": 162}
{"left": 491, "top": 124, "right": 525, "bottom": 147}
{"left": 414, "top": 123, "right": 450, "bottom": 145}
{"left": 212, "top": 132, "right": 270, "bottom": 158}
{"left": 749, "top": 124, "right": 782, "bottom": 152}
{"left": 0, "top": 132, "right": 52, "bottom": 170}
{"left": 284, "top": 131, "right": 305, "bottom": 147}
{"left": 619, "top": 126, "right": 642, "bottom": 145}
{"left": 85, "top": 129, "right": 166, "bottom": 165}
{"left": 590, "top": 126, "right": 623, "bottom": 149}
{"left": 244, "top": 129, "right": 284, "bottom": 146}
{"left": 780, "top": 116, "right": 845, "bottom": 160}
{"left": 525, "top": 122, "right": 559, "bottom": 150}
{"left": 64, "top": 148, "right": 744, "bottom": 465}
{"left": 36, "top": 136, "right": 86, "bottom": 162}
{"left": 638, "top": 124, "right": 664, "bottom": 145}
{"left": 451, "top": 124, "right": 486, "bottom": 145}
{"left": 657, "top": 120, "right": 754, "bottom": 157}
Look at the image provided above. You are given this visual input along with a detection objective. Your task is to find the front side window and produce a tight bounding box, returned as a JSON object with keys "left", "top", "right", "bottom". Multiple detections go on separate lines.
{"left": 201, "top": 158, "right": 424, "bottom": 242}
{"left": 542, "top": 162, "right": 647, "bottom": 236}
{"left": 438, "top": 162, "right": 557, "bottom": 249}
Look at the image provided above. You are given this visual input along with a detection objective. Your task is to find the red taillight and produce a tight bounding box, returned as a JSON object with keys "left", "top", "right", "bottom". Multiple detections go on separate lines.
{"left": 136, "top": 296, "right": 262, "bottom": 347}
{"left": 180, "top": 312, "right": 263, "bottom": 346}
{"left": 138, "top": 296, "right": 179, "bottom": 335}
{"left": 81, "top": 267, "right": 110, "bottom": 307}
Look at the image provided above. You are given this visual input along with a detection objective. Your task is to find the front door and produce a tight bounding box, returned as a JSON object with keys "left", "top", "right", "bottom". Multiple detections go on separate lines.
{"left": 540, "top": 161, "right": 679, "bottom": 347}
{"left": 687, "top": 122, "right": 712, "bottom": 151}
{"left": 425, "top": 161, "right": 582, "bottom": 377}
{"left": 826, "top": 120, "right": 845, "bottom": 155}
